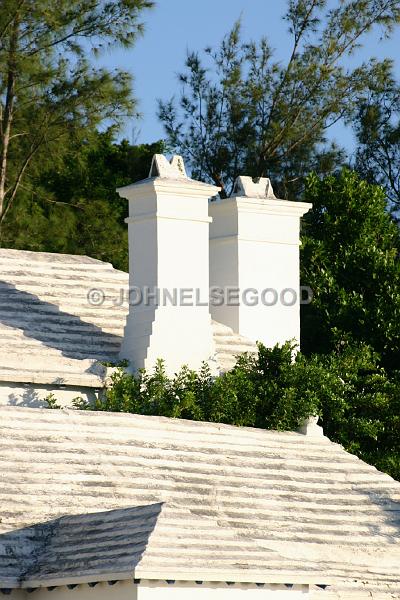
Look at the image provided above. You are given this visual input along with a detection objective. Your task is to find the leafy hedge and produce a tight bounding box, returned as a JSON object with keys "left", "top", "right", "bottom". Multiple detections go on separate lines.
{"left": 69, "top": 341, "right": 400, "bottom": 481}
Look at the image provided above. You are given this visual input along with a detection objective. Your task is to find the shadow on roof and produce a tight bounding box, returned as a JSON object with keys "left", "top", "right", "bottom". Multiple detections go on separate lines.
{"left": 0, "top": 281, "right": 124, "bottom": 366}
{"left": 0, "top": 503, "right": 163, "bottom": 589}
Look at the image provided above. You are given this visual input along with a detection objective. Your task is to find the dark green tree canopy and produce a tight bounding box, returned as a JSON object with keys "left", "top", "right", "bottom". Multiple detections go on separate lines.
{"left": 159, "top": 0, "right": 400, "bottom": 198}
{"left": 1, "top": 131, "right": 164, "bottom": 271}
{"left": 301, "top": 169, "right": 400, "bottom": 371}
{"left": 0, "top": 0, "right": 154, "bottom": 230}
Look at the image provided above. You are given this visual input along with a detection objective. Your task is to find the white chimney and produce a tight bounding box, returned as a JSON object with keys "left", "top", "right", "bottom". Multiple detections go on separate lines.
{"left": 209, "top": 176, "right": 312, "bottom": 349}
{"left": 117, "top": 155, "right": 220, "bottom": 374}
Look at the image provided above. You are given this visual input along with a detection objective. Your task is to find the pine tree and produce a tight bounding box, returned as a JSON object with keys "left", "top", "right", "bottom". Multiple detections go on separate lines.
{"left": 159, "top": 1, "right": 400, "bottom": 198}
{"left": 0, "top": 0, "right": 153, "bottom": 233}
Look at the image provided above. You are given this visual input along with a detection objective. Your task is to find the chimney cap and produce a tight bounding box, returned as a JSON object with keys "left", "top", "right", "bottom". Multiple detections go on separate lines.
{"left": 297, "top": 416, "right": 324, "bottom": 437}
{"left": 149, "top": 154, "right": 188, "bottom": 179}
{"left": 116, "top": 154, "right": 221, "bottom": 198}
{"left": 231, "top": 176, "right": 276, "bottom": 199}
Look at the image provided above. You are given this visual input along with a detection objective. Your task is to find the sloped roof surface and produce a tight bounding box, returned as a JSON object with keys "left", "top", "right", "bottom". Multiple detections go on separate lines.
{"left": 0, "top": 249, "right": 256, "bottom": 388}
{"left": 0, "top": 405, "right": 399, "bottom": 595}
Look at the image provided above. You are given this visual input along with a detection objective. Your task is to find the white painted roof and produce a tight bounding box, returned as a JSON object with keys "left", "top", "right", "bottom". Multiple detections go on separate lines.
{"left": 0, "top": 406, "right": 399, "bottom": 596}
{"left": 0, "top": 249, "right": 256, "bottom": 388}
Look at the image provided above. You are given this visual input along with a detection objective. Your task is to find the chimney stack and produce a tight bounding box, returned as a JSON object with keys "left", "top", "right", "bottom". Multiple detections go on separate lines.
{"left": 209, "top": 176, "right": 311, "bottom": 349}
{"left": 117, "top": 155, "right": 220, "bottom": 374}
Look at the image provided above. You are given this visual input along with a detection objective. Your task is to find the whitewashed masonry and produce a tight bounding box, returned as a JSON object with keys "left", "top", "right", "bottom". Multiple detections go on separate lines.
{"left": 209, "top": 176, "right": 311, "bottom": 348}
{"left": 0, "top": 406, "right": 399, "bottom": 598}
{"left": 117, "top": 154, "right": 220, "bottom": 374}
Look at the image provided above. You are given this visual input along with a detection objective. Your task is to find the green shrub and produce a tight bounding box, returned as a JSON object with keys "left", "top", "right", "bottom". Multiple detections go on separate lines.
{"left": 65, "top": 341, "right": 400, "bottom": 481}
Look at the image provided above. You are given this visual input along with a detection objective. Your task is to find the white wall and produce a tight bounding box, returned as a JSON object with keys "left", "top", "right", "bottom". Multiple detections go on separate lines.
{"left": 139, "top": 581, "right": 309, "bottom": 599}
{"left": 14, "top": 580, "right": 309, "bottom": 599}
{"left": 31, "top": 580, "right": 137, "bottom": 600}
{"left": 8, "top": 592, "right": 25, "bottom": 599}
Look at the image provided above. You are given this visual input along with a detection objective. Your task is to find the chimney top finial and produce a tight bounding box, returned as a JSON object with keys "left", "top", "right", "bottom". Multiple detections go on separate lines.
{"left": 232, "top": 176, "right": 276, "bottom": 199}
{"left": 149, "top": 154, "right": 188, "bottom": 179}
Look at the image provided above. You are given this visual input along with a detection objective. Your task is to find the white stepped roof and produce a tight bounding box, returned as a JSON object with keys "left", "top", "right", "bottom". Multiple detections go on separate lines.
{"left": 0, "top": 249, "right": 256, "bottom": 387}
{"left": 0, "top": 406, "right": 399, "bottom": 596}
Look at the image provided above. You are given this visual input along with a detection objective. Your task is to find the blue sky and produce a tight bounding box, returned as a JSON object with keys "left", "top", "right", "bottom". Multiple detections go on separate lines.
{"left": 96, "top": 0, "right": 400, "bottom": 155}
